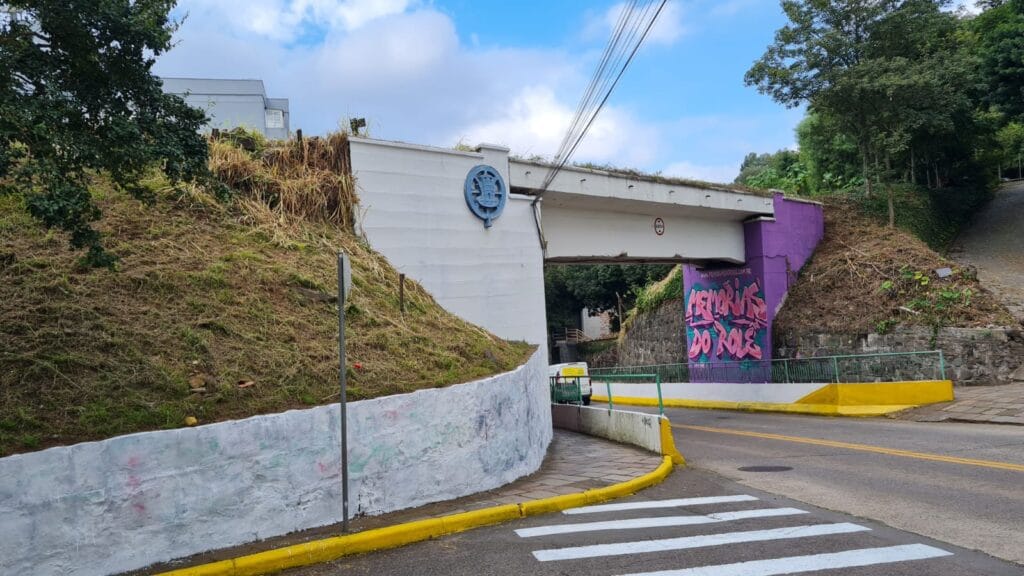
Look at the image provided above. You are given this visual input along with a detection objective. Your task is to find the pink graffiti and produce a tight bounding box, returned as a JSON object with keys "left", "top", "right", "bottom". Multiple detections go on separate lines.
{"left": 686, "top": 279, "right": 766, "bottom": 361}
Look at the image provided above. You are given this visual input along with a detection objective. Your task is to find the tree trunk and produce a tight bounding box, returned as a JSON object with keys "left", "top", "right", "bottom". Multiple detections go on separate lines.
{"left": 887, "top": 187, "right": 896, "bottom": 228}
{"left": 861, "top": 143, "right": 872, "bottom": 197}
{"left": 910, "top": 148, "right": 916, "bottom": 185}
{"left": 935, "top": 164, "right": 941, "bottom": 188}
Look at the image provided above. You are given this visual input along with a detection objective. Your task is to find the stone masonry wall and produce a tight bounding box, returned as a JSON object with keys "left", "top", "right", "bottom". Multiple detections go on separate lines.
{"left": 774, "top": 327, "right": 1024, "bottom": 386}
{"left": 618, "top": 298, "right": 686, "bottom": 367}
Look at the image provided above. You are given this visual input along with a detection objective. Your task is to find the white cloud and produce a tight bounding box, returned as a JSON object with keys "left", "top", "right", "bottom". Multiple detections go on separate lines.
{"left": 451, "top": 85, "right": 660, "bottom": 166}
{"left": 662, "top": 161, "right": 740, "bottom": 184}
{"left": 178, "top": 0, "right": 411, "bottom": 41}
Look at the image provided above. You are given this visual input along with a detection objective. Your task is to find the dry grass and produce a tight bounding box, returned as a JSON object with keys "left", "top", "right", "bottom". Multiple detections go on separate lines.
{"left": 775, "top": 199, "right": 1014, "bottom": 335}
{"left": 0, "top": 135, "right": 533, "bottom": 456}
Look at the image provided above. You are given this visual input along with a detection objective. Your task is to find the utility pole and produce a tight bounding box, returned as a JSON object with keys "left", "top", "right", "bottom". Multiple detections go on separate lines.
{"left": 337, "top": 253, "right": 351, "bottom": 532}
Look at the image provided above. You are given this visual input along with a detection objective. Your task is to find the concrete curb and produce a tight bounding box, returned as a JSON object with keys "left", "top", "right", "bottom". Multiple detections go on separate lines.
{"left": 594, "top": 380, "right": 954, "bottom": 418}
{"left": 593, "top": 396, "right": 914, "bottom": 417}
{"left": 154, "top": 456, "right": 676, "bottom": 576}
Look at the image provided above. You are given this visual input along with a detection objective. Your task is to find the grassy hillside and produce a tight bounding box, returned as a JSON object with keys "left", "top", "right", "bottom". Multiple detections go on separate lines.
{"left": 0, "top": 135, "right": 533, "bottom": 456}
{"left": 775, "top": 199, "right": 1013, "bottom": 335}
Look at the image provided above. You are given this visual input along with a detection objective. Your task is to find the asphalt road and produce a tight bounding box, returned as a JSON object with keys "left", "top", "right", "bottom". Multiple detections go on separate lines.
{"left": 662, "top": 408, "right": 1024, "bottom": 565}
{"left": 287, "top": 410, "right": 1024, "bottom": 575}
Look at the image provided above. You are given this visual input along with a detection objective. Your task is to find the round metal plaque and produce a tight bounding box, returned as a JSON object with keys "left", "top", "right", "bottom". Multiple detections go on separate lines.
{"left": 464, "top": 164, "right": 507, "bottom": 228}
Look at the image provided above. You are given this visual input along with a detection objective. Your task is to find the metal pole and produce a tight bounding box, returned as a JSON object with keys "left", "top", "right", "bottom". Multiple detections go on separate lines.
{"left": 606, "top": 380, "right": 613, "bottom": 412}
{"left": 577, "top": 376, "right": 583, "bottom": 405}
{"left": 832, "top": 356, "right": 840, "bottom": 384}
{"left": 783, "top": 359, "right": 791, "bottom": 384}
{"left": 656, "top": 374, "right": 664, "bottom": 416}
{"left": 337, "top": 253, "right": 350, "bottom": 533}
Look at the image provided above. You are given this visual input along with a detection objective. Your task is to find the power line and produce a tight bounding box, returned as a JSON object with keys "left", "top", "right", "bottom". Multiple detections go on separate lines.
{"left": 533, "top": 0, "right": 669, "bottom": 201}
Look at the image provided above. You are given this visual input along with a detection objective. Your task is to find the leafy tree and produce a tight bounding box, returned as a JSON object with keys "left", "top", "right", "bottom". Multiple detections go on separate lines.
{"left": 746, "top": 0, "right": 984, "bottom": 226}
{"left": 734, "top": 149, "right": 809, "bottom": 194}
{"left": 0, "top": 1, "right": 209, "bottom": 266}
{"left": 796, "top": 112, "right": 862, "bottom": 192}
{"left": 544, "top": 264, "right": 672, "bottom": 335}
{"left": 970, "top": 0, "right": 1024, "bottom": 121}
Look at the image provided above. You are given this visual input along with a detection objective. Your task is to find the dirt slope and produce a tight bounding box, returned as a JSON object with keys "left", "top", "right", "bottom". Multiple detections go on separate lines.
{"left": 0, "top": 137, "right": 532, "bottom": 456}
{"left": 775, "top": 199, "right": 1014, "bottom": 335}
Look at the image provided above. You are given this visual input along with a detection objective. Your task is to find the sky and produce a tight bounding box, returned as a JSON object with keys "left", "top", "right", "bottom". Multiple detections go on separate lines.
{"left": 154, "top": 0, "right": 979, "bottom": 184}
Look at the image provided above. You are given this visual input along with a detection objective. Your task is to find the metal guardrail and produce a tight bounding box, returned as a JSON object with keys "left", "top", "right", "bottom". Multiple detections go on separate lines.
{"left": 551, "top": 373, "right": 664, "bottom": 415}
{"left": 590, "top": 350, "right": 945, "bottom": 384}
{"left": 549, "top": 375, "right": 585, "bottom": 404}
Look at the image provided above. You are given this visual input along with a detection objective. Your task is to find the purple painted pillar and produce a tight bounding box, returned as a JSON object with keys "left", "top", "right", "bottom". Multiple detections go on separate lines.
{"left": 683, "top": 193, "right": 824, "bottom": 380}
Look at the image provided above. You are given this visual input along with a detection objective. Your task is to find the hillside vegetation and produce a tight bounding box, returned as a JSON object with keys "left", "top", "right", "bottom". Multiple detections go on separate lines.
{"left": 774, "top": 199, "right": 1014, "bottom": 336}
{"left": 0, "top": 134, "right": 532, "bottom": 456}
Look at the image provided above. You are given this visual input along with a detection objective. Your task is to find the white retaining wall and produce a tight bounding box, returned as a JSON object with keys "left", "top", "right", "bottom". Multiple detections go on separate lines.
{"left": 551, "top": 405, "right": 663, "bottom": 454}
{"left": 350, "top": 138, "right": 547, "bottom": 348}
{"left": 0, "top": 349, "right": 550, "bottom": 576}
{"left": 599, "top": 381, "right": 826, "bottom": 404}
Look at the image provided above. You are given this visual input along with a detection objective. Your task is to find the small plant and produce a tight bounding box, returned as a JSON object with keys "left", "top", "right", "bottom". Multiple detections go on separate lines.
{"left": 875, "top": 318, "right": 898, "bottom": 334}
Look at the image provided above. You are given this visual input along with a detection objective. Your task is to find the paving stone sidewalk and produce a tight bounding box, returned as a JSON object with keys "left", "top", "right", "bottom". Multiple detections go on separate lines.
{"left": 896, "top": 382, "right": 1024, "bottom": 425}
{"left": 136, "top": 429, "right": 663, "bottom": 575}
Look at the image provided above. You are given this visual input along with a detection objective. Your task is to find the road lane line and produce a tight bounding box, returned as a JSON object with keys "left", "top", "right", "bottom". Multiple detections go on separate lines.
{"left": 616, "top": 543, "right": 953, "bottom": 576}
{"left": 516, "top": 508, "right": 808, "bottom": 538}
{"left": 674, "top": 424, "right": 1024, "bottom": 473}
{"left": 564, "top": 495, "right": 758, "bottom": 515}
{"left": 532, "top": 522, "right": 869, "bottom": 561}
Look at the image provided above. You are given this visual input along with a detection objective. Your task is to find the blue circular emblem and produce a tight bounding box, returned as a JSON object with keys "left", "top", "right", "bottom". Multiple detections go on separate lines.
{"left": 464, "top": 164, "right": 507, "bottom": 228}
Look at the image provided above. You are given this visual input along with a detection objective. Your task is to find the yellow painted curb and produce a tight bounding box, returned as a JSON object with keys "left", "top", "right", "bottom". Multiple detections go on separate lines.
{"left": 592, "top": 395, "right": 915, "bottom": 417}
{"left": 659, "top": 417, "right": 686, "bottom": 466}
{"left": 154, "top": 457, "right": 675, "bottom": 576}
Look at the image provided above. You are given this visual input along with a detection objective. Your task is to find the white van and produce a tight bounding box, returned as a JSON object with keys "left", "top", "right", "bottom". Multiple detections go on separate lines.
{"left": 548, "top": 362, "right": 592, "bottom": 405}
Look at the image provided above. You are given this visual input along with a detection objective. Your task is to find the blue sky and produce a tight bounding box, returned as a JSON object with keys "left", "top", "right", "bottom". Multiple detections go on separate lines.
{"left": 154, "top": 1, "right": 807, "bottom": 183}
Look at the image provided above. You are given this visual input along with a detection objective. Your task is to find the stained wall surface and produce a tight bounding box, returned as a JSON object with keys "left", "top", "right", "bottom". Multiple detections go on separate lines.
{"left": 0, "top": 349, "right": 550, "bottom": 576}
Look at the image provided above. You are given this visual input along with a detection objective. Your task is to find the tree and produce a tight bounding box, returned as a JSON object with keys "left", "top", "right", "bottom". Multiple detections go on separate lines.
{"left": 0, "top": 1, "right": 209, "bottom": 266}
{"left": 970, "top": 0, "right": 1024, "bottom": 121}
{"left": 746, "top": 0, "right": 980, "bottom": 226}
{"left": 544, "top": 264, "right": 672, "bottom": 335}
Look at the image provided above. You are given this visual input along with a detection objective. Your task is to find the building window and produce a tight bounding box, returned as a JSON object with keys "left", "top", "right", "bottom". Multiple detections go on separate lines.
{"left": 265, "top": 109, "right": 284, "bottom": 130}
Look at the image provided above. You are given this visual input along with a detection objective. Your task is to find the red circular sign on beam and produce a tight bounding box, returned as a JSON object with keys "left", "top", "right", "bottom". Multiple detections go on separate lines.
{"left": 653, "top": 217, "right": 665, "bottom": 236}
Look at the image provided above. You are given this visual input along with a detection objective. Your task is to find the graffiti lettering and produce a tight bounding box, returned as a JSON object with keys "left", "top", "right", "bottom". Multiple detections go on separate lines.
{"left": 685, "top": 278, "right": 766, "bottom": 361}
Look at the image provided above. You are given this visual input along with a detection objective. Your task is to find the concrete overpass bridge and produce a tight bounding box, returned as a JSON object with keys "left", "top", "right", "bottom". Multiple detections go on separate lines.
{"left": 509, "top": 159, "right": 775, "bottom": 265}
{"left": 349, "top": 137, "right": 822, "bottom": 365}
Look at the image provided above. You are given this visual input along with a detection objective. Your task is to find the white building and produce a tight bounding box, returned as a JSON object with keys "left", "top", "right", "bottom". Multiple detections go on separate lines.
{"left": 161, "top": 77, "right": 290, "bottom": 140}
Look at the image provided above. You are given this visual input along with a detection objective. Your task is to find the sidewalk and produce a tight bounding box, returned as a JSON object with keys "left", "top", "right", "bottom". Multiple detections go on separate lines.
{"left": 137, "top": 429, "right": 664, "bottom": 575}
{"left": 895, "top": 382, "right": 1024, "bottom": 425}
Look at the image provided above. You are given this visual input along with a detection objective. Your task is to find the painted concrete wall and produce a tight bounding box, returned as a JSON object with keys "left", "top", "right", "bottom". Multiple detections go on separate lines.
{"left": 684, "top": 193, "right": 824, "bottom": 372}
{"left": 551, "top": 405, "right": 663, "bottom": 454}
{"left": 598, "top": 381, "right": 824, "bottom": 404}
{"left": 350, "top": 138, "right": 547, "bottom": 348}
{"left": 581, "top": 307, "right": 614, "bottom": 340}
{"left": 0, "top": 349, "right": 550, "bottom": 576}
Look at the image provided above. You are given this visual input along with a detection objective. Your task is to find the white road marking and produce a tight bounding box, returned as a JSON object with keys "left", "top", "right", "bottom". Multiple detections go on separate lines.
{"left": 563, "top": 495, "right": 758, "bottom": 515}
{"left": 615, "top": 543, "right": 954, "bottom": 576}
{"left": 532, "top": 522, "right": 870, "bottom": 562}
{"left": 516, "top": 508, "right": 808, "bottom": 538}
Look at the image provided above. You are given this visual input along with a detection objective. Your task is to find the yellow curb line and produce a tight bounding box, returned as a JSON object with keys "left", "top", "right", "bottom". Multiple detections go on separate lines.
{"left": 673, "top": 423, "right": 1024, "bottom": 473}
{"left": 155, "top": 456, "right": 676, "bottom": 576}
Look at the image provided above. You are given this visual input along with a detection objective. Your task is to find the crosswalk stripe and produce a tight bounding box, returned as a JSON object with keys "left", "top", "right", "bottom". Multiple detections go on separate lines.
{"left": 615, "top": 543, "right": 954, "bottom": 576}
{"left": 563, "top": 495, "right": 758, "bottom": 515}
{"left": 532, "top": 522, "right": 870, "bottom": 562}
{"left": 516, "top": 507, "right": 808, "bottom": 538}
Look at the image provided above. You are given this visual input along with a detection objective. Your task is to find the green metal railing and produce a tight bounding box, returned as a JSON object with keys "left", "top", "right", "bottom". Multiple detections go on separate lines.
{"left": 590, "top": 373, "right": 663, "bottom": 415}
{"left": 549, "top": 375, "right": 585, "bottom": 404}
{"left": 590, "top": 350, "right": 946, "bottom": 384}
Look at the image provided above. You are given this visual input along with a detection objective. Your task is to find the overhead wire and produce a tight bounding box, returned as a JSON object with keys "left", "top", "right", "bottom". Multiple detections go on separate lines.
{"left": 533, "top": 0, "right": 668, "bottom": 201}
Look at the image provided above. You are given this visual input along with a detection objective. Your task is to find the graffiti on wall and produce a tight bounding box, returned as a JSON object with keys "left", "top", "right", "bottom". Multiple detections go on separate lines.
{"left": 685, "top": 274, "right": 767, "bottom": 362}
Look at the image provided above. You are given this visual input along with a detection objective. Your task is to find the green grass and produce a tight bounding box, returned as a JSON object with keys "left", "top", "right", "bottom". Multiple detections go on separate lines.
{"left": 0, "top": 181, "right": 533, "bottom": 457}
